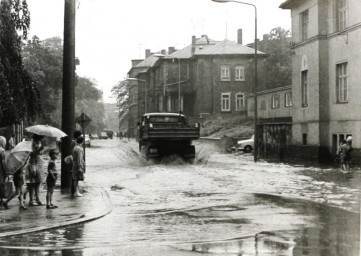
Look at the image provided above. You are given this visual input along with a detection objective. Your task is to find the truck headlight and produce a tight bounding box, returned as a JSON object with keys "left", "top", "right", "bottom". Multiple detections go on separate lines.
{"left": 149, "top": 123, "right": 153, "bottom": 128}
{"left": 195, "top": 123, "right": 199, "bottom": 128}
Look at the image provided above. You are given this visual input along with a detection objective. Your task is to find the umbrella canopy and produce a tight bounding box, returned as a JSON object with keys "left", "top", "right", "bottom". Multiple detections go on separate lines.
{"left": 4, "top": 141, "right": 33, "bottom": 174}
{"left": 25, "top": 124, "right": 67, "bottom": 139}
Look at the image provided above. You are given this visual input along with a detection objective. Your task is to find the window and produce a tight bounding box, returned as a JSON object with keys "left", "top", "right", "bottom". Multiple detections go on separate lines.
{"left": 235, "top": 66, "right": 245, "bottom": 81}
{"left": 221, "top": 65, "right": 230, "bottom": 81}
{"left": 271, "top": 94, "right": 280, "bottom": 109}
{"left": 235, "top": 93, "right": 245, "bottom": 110}
{"left": 300, "top": 10, "right": 309, "bottom": 41}
{"left": 336, "top": 62, "right": 348, "bottom": 103}
{"left": 301, "top": 70, "right": 308, "bottom": 107}
{"left": 336, "top": 0, "right": 347, "bottom": 31}
{"left": 285, "top": 92, "right": 292, "bottom": 107}
{"left": 302, "top": 133, "right": 308, "bottom": 145}
{"left": 221, "top": 93, "right": 231, "bottom": 111}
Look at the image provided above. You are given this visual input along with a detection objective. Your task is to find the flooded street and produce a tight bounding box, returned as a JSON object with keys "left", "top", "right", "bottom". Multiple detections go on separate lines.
{"left": 0, "top": 139, "right": 360, "bottom": 255}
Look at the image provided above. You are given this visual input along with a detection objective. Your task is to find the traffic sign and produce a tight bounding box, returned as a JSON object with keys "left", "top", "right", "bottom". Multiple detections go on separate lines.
{"left": 76, "top": 113, "right": 92, "bottom": 128}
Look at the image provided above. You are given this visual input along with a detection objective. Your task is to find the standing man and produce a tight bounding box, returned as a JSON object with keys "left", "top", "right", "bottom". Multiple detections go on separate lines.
{"left": 72, "top": 136, "right": 85, "bottom": 197}
{"left": 70, "top": 130, "right": 82, "bottom": 196}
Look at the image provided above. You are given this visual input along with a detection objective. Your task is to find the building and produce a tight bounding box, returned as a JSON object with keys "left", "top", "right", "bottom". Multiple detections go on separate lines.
{"left": 280, "top": 0, "right": 361, "bottom": 162}
{"left": 126, "top": 30, "right": 268, "bottom": 137}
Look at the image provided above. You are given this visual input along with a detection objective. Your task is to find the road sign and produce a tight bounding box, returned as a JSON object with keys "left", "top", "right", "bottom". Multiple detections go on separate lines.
{"left": 76, "top": 113, "right": 92, "bottom": 128}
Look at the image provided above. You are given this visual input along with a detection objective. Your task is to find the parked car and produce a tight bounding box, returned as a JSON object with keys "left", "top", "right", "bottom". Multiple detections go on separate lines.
{"left": 84, "top": 135, "right": 91, "bottom": 147}
{"left": 232, "top": 135, "right": 254, "bottom": 153}
{"left": 100, "top": 132, "right": 109, "bottom": 139}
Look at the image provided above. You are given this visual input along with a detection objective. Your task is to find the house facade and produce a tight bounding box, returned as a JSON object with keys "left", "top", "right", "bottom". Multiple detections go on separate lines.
{"left": 281, "top": 0, "right": 361, "bottom": 162}
{"left": 127, "top": 31, "right": 268, "bottom": 138}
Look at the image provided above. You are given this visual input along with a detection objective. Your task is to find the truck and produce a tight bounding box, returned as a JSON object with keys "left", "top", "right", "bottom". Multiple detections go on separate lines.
{"left": 137, "top": 112, "right": 200, "bottom": 161}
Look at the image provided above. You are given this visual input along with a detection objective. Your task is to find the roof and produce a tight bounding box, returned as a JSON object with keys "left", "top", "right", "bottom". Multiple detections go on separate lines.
{"left": 143, "top": 113, "right": 185, "bottom": 118}
{"left": 195, "top": 39, "right": 266, "bottom": 56}
{"left": 166, "top": 36, "right": 219, "bottom": 59}
{"left": 279, "top": 0, "right": 299, "bottom": 9}
{"left": 135, "top": 54, "right": 161, "bottom": 68}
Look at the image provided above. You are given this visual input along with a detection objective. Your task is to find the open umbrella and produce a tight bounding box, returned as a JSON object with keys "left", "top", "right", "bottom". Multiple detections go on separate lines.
{"left": 25, "top": 124, "right": 67, "bottom": 139}
{"left": 3, "top": 141, "right": 33, "bottom": 175}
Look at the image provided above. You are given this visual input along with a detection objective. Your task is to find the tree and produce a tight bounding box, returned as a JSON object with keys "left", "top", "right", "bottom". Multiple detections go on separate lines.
{"left": 74, "top": 77, "right": 105, "bottom": 134}
{"left": 0, "top": 0, "right": 41, "bottom": 126}
{"left": 257, "top": 27, "right": 292, "bottom": 90}
{"left": 22, "top": 36, "right": 63, "bottom": 124}
{"left": 111, "top": 80, "right": 129, "bottom": 133}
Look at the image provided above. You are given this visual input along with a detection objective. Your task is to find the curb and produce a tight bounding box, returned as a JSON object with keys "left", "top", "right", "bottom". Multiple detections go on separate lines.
{"left": 0, "top": 189, "right": 112, "bottom": 238}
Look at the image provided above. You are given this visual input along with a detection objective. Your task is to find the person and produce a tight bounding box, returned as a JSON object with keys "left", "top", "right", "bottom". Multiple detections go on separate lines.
{"left": 69, "top": 130, "right": 82, "bottom": 196}
{"left": 0, "top": 136, "right": 6, "bottom": 207}
{"left": 339, "top": 138, "right": 352, "bottom": 173}
{"left": 3, "top": 167, "right": 26, "bottom": 210}
{"left": 8, "top": 134, "right": 15, "bottom": 150}
{"left": 23, "top": 134, "right": 44, "bottom": 206}
{"left": 46, "top": 149, "right": 59, "bottom": 209}
{"left": 72, "top": 136, "right": 85, "bottom": 197}
{"left": 344, "top": 136, "right": 353, "bottom": 172}
{"left": 24, "top": 153, "right": 40, "bottom": 206}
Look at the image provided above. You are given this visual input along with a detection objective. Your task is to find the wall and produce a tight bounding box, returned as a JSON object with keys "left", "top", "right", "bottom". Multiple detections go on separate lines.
{"left": 194, "top": 55, "right": 255, "bottom": 117}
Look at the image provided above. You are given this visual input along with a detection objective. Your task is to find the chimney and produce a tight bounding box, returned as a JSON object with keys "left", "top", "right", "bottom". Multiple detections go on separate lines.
{"left": 237, "top": 29, "right": 243, "bottom": 45}
{"left": 161, "top": 49, "right": 166, "bottom": 55}
{"left": 201, "top": 35, "right": 209, "bottom": 44}
{"left": 145, "top": 49, "right": 151, "bottom": 58}
{"left": 191, "top": 35, "right": 196, "bottom": 55}
{"left": 168, "top": 46, "right": 175, "bottom": 54}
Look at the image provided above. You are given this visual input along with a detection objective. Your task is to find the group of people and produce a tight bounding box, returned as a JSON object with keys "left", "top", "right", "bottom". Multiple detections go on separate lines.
{"left": 0, "top": 130, "right": 86, "bottom": 210}
{"left": 338, "top": 136, "right": 353, "bottom": 173}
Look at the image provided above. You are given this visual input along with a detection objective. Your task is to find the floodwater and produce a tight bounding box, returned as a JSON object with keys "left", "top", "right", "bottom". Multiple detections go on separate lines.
{"left": 0, "top": 139, "right": 360, "bottom": 255}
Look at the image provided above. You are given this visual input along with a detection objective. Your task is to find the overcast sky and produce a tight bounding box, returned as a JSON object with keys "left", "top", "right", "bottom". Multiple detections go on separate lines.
{"left": 26, "top": 0, "right": 290, "bottom": 103}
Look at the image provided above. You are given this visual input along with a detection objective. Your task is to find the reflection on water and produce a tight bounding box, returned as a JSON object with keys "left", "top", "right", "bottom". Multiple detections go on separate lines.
{"left": 188, "top": 194, "right": 359, "bottom": 256}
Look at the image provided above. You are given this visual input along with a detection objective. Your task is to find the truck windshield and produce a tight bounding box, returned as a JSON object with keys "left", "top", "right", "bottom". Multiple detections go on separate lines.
{"left": 149, "top": 116, "right": 182, "bottom": 123}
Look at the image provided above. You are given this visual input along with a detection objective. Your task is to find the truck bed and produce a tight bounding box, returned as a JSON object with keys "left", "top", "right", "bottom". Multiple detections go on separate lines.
{"left": 140, "top": 126, "right": 200, "bottom": 140}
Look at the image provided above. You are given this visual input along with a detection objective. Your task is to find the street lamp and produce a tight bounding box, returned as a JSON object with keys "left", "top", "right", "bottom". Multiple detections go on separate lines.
{"left": 211, "top": 0, "right": 258, "bottom": 162}
{"left": 154, "top": 53, "right": 182, "bottom": 112}
{"left": 127, "top": 78, "right": 147, "bottom": 113}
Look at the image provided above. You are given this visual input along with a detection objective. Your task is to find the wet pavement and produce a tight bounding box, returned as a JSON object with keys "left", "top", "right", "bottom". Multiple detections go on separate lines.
{"left": 0, "top": 139, "right": 359, "bottom": 255}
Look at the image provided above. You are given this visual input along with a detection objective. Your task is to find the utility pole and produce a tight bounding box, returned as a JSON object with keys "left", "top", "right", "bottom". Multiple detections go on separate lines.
{"left": 61, "top": 0, "right": 76, "bottom": 189}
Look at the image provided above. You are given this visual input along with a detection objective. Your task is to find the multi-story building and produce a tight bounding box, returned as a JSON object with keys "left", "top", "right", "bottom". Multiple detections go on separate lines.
{"left": 126, "top": 30, "right": 269, "bottom": 137}
{"left": 280, "top": 0, "right": 361, "bottom": 162}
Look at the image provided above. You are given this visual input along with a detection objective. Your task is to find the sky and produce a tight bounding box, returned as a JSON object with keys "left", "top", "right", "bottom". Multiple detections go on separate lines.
{"left": 26, "top": 0, "right": 291, "bottom": 104}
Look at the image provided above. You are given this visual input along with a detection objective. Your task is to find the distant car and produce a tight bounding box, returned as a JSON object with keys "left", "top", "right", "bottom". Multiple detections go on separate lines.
{"left": 84, "top": 135, "right": 91, "bottom": 147}
{"left": 100, "top": 132, "right": 108, "bottom": 139}
{"left": 232, "top": 135, "right": 254, "bottom": 153}
{"left": 90, "top": 134, "right": 99, "bottom": 140}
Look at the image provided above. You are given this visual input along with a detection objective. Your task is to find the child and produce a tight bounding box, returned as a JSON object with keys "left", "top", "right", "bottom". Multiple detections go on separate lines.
{"left": 3, "top": 167, "right": 27, "bottom": 210}
{"left": 46, "top": 149, "right": 59, "bottom": 209}
{"left": 24, "top": 153, "right": 39, "bottom": 206}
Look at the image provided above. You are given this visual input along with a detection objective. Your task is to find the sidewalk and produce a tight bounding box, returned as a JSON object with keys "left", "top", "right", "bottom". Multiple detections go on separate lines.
{"left": 0, "top": 185, "right": 112, "bottom": 238}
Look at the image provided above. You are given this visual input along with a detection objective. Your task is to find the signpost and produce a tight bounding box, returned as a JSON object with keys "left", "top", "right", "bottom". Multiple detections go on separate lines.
{"left": 76, "top": 113, "right": 92, "bottom": 173}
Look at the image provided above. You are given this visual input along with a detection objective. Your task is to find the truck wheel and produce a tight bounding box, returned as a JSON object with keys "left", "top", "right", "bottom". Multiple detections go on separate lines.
{"left": 244, "top": 145, "right": 252, "bottom": 153}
